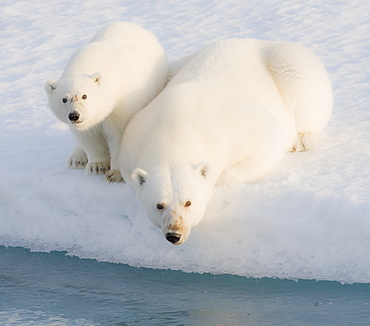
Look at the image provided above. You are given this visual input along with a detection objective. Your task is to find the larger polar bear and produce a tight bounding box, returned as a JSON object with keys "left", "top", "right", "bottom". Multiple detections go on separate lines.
{"left": 45, "top": 22, "right": 168, "bottom": 182}
{"left": 119, "top": 39, "right": 333, "bottom": 245}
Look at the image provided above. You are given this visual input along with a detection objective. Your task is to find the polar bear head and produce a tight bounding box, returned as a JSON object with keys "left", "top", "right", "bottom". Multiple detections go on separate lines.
{"left": 45, "top": 73, "right": 114, "bottom": 131}
{"left": 131, "top": 162, "right": 215, "bottom": 245}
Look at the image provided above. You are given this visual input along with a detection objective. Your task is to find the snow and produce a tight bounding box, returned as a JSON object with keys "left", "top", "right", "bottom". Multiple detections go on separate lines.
{"left": 1, "top": 0, "right": 369, "bottom": 284}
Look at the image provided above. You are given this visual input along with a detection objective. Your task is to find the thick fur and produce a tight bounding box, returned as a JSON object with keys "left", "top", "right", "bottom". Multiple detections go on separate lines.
{"left": 119, "top": 38, "right": 333, "bottom": 244}
{"left": 45, "top": 22, "right": 168, "bottom": 182}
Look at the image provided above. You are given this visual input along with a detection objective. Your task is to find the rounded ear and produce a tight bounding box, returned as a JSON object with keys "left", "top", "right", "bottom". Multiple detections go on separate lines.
{"left": 45, "top": 79, "right": 57, "bottom": 94}
{"left": 131, "top": 168, "right": 148, "bottom": 188}
{"left": 195, "top": 161, "right": 211, "bottom": 179}
{"left": 91, "top": 72, "right": 103, "bottom": 85}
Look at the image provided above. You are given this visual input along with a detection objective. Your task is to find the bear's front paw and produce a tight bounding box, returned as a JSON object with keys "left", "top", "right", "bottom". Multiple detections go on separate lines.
{"left": 86, "top": 162, "right": 110, "bottom": 174}
{"left": 105, "top": 169, "right": 124, "bottom": 183}
{"left": 67, "top": 154, "right": 88, "bottom": 169}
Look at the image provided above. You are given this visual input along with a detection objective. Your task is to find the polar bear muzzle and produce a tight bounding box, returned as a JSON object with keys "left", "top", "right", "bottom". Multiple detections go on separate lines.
{"left": 161, "top": 209, "right": 192, "bottom": 245}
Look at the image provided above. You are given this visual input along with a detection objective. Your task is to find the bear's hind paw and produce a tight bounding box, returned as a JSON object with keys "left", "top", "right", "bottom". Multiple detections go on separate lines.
{"left": 105, "top": 169, "right": 124, "bottom": 183}
{"left": 291, "top": 132, "right": 321, "bottom": 152}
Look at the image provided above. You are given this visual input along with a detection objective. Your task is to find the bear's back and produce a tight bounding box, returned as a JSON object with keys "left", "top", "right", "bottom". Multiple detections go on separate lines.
{"left": 90, "top": 22, "right": 167, "bottom": 84}
{"left": 61, "top": 42, "right": 129, "bottom": 85}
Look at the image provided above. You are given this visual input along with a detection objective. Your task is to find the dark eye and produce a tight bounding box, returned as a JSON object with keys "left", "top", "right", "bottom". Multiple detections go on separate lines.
{"left": 156, "top": 204, "right": 165, "bottom": 210}
{"left": 82, "top": 94, "right": 87, "bottom": 100}
{"left": 184, "top": 201, "right": 192, "bottom": 207}
{"left": 62, "top": 98, "right": 68, "bottom": 103}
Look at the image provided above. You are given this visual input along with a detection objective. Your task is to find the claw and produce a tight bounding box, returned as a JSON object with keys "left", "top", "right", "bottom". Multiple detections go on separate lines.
{"left": 105, "top": 169, "right": 124, "bottom": 183}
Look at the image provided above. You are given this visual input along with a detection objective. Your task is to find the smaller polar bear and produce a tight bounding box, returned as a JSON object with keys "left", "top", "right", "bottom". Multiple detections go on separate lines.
{"left": 119, "top": 39, "right": 333, "bottom": 245}
{"left": 45, "top": 22, "right": 168, "bottom": 182}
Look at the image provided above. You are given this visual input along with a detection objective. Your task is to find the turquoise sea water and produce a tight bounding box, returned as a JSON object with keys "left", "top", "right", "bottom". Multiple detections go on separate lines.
{"left": 0, "top": 245, "right": 369, "bottom": 326}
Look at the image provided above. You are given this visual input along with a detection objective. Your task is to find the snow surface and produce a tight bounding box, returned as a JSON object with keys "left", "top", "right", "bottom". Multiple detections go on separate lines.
{"left": 1, "top": 0, "right": 369, "bottom": 284}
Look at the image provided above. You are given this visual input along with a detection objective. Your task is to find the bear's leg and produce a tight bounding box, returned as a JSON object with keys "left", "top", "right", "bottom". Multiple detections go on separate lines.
{"left": 66, "top": 145, "right": 88, "bottom": 168}
{"left": 267, "top": 43, "right": 333, "bottom": 151}
{"left": 103, "top": 125, "right": 124, "bottom": 183}
{"left": 84, "top": 142, "right": 111, "bottom": 175}
{"left": 70, "top": 125, "right": 111, "bottom": 175}
{"left": 105, "top": 146, "right": 123, "bottom": 182}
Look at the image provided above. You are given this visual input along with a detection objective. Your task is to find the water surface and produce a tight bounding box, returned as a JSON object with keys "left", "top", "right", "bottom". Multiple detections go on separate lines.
{"left": 0, "top": 246, "right": 369, "bottom": 325}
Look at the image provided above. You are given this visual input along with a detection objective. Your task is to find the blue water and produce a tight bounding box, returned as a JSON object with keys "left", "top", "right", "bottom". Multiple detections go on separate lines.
{"left": 0, "top": 246, "right": 369, "bottom": 326}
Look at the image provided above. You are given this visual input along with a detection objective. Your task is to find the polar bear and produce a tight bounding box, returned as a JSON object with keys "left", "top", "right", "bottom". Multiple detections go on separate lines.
{"left": 119, "top": 39, "right": 333, "bottom": 245}
{"left": 45, "top": 22, "right": 168, "bottom": 182}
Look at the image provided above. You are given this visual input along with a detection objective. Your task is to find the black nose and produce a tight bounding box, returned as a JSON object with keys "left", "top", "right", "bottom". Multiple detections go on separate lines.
{"left": 68, "top": 112, "right": 80, "bottom": 122}
{"left": 165, "top": 233, "right": 181, "bottom": 244}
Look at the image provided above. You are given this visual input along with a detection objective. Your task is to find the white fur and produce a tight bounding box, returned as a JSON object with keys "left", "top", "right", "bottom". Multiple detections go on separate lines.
{"left": 45, "top": 22, "right": 168, "bottom": 182}
{"left": 119, "top": 38, "right": 333, "bottom": 244}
